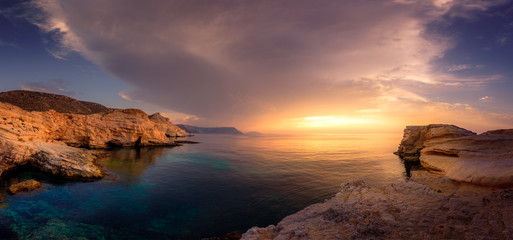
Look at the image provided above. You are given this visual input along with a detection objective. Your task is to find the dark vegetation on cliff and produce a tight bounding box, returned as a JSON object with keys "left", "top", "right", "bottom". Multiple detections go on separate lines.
{"left": 0, "top": 90, "right": 108, "bottom": 114}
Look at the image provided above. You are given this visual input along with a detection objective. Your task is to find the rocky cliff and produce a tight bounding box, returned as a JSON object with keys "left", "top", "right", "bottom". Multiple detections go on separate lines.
{"left": 0, "top": 100, "right": 186, "bottom": 178}
{"left": 396, "top": 124, "right": 513, "bottom": 186}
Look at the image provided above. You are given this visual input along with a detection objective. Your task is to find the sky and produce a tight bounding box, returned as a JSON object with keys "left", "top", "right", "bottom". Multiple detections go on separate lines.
{"left": 1, "top": 0, "right": 512, "bottom": 133}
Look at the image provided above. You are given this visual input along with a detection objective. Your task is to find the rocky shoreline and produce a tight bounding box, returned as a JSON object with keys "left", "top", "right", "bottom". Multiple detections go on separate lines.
{"left": 2, "top": 92, "right": 512, "bottom": 240}
{"left": 241, "top": 124, "right": 513, "bottom": 239}
{"left": 0, "top": 102, "right": 186, "bottom": 179}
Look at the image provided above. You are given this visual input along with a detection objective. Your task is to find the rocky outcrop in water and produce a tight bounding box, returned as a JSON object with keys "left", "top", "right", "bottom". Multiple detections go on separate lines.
{"left": 242, "top": 177, "right": 513, "bottom": 239}
{"left": 395, "top": 124, "right": 513, "bottom": 186}
{"left": 7, "top": 179, "right": 42, "bottom": 194}
{"left": 0, "top": 99, "right": 186, "bottom": 178}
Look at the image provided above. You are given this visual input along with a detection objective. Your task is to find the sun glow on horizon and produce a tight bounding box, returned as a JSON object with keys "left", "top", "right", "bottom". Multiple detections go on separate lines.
{"left": 292, "top": 116, "right": 378, "bottom": 128}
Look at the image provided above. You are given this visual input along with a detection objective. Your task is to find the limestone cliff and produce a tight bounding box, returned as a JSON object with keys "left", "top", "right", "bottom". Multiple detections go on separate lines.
{"left": 396, "top": 124, "right": 513, "bottom": 186}
{"left": 0, "top": 101, "right": 186, "bottom": 178}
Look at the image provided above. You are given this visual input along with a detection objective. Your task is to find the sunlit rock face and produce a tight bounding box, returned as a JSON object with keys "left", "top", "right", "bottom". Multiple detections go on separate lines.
{"left": 242, "top": 179, "right": 513, "bottom": 239}
{"left": 0, "top": 102, "right": 186, "bottom": 178}
{"left": 395, "top": 124, "right": 476, "bottom": 161}
{"left": 397, "top": 124, "right": 513, "bottom": 186}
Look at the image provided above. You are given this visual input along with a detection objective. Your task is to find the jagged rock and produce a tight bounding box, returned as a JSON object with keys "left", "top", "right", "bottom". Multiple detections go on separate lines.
{"left": 0, "top": 101, "right": 186, "bottom": 178}
{"left": 241, "top": 179, "right": 513, "bottom": 240}
{"left": 7, "top": 179, "right": 42, "bottom": 194}
{"left": 396, "top": 124, "right": 513, "bottom": 186}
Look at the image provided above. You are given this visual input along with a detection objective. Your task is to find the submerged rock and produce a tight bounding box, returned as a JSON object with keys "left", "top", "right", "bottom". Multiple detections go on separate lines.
{"left": 242, "top": 179, "right": 513, "bottom": 239}
{"left": 7, "top": 179, "right": 42, "bottom": 194}
{"left": 396, "top": 124, "right": 513, "bottom": 186}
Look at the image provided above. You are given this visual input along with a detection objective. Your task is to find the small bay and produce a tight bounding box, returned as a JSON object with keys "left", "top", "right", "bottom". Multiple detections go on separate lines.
{"left": 1, "top": 133, "right": 407, "bottom": 239}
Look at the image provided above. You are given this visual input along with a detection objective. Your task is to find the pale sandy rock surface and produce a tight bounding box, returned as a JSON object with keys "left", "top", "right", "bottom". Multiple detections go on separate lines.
{"left": 242, "top": 174, "right": 513, "bottom": 240}
{"left": 0, "top": 102, "right": 186, "bottom": 178}
{"left": 396, "top": 124, "right": 513, "bottom": 186}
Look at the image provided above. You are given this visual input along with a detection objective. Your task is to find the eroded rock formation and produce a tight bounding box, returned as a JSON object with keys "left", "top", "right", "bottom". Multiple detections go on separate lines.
{"left": 396, "top": 124, "right": 513, "bottom": 186}
{"left": 0, "top": 101, "right": 186, "bottom": 178}
{"left": 395, "top": 124, "right": 476, "bottom": 161}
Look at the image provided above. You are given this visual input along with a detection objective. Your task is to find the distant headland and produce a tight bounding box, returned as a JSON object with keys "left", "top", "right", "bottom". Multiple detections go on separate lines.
{"left": 176, "top": 124, "right": 244, "bottom": 135}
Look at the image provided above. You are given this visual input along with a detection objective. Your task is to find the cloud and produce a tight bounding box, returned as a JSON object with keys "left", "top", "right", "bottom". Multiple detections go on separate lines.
{"left": 20, "top": 78, "right": 76, "bottom": 96}
{"left": 24, "top": 0, "right": 511, "bottom": 130}
{"left": 447, "top": 64, "right": 483, "bottom": 71}
{"left": 479, "top": 95, "right": 494, "bottom": 102}
{"left": 0, "top": 39, "right": 18, "bottom": 48}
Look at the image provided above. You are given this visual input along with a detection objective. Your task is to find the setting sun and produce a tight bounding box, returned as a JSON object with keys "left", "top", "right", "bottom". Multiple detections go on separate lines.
{"left": 292, "top": 116, "right": 378, "bottom": 128}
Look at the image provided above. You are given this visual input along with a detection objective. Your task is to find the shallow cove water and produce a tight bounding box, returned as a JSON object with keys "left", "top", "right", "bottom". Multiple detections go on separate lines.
{"left": 0, "top": 133, "right": 408, "bottom": 239}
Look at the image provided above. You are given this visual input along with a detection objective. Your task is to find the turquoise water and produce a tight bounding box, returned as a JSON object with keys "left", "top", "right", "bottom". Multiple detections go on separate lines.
{"left": 0, "top": 133, "right": 407, "bottom": 239}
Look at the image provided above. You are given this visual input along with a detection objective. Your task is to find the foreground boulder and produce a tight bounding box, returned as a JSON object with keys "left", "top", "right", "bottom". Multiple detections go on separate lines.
{"left": 242, "top": 179, "right": 513, "bottom": 239}
{"left": 7, "top": 180, "right": 42, "bottom": 194}
{"left": 396, "top": 124, "right": 513, "bottom": 186}
{"left": 0, "top": 101, "right": 186, "bottom": 178}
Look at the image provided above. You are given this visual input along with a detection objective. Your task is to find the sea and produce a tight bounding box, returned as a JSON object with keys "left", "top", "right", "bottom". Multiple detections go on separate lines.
{"left": 0, "top": 133, "right": 409, "bottom": 239}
